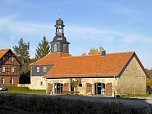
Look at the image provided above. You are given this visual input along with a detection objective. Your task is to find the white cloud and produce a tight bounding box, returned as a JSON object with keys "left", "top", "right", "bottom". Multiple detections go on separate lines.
{"left": 66, "top": 25, "right": 152, "bottom": 46}
{"left": 0, "top": 16, "right": 52, "bottom": 38}
{"left": 0, "top": 16, "right": 151, "bottom": 46}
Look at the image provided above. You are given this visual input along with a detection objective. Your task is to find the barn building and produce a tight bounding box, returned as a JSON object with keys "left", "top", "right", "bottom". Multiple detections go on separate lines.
{"left": 30, "top": 18, "right": 147, "bottom": 96}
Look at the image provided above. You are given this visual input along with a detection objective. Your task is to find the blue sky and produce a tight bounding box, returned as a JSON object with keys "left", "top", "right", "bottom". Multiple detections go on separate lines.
{"left": 0, "top": 0, "right": 152, "bottom": 69}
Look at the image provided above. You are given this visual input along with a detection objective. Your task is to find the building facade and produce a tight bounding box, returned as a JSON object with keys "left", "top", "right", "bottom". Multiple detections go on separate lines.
{"left": 30, "top": 18, "right": 147, "bottom": 96}
{"left": 0, "top": 49, "right": 21, "bottom": 86}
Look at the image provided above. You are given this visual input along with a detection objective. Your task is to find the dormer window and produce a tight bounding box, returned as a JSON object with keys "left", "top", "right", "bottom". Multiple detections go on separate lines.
{"left": 37, "top": 67, "right": 40, "bottom": 72}
{"left": 43, "top": 66, "right": 47, "bottom": 72}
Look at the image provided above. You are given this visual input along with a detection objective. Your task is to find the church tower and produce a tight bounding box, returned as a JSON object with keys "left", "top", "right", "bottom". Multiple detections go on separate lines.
{"left": 51, "top": 18, "right": 70, "bottom": 53}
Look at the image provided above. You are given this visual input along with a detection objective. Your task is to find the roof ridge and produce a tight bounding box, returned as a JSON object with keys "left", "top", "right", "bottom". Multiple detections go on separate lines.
{"left": 61, "top": 51, "right": 135, "bottom": 59}
{"left": 0, "top": 48, "right": 10, "bottom": 50}
{"left": 108, "top": 51, "right": 135, "bottom": 55}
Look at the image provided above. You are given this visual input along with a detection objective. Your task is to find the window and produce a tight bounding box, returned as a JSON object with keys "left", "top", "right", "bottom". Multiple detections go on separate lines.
{"left": 12, "top": 57, "right": 14, "bottom": 61}
{"left": 2, "top": 67, "right": 5, "bottom": 72}
{"left": 43, "top": 66, "right": 47, "bottom": 72}
{"left": 2, "top": 57, "right": 5, "bottom": 62}
{"left": 11, "top": 67, "right": 14, "bottom": 72}
{"left": 63, "top": 44, "right": 67, "bottom": 52}
{"left": 37, "top": 67, "right": 40, "bottom": 72}
{"left": 54, "top": 44, "right": 57, "bottom": 52}
{"left": 40, "top": 81, "right": 43, "bottom": 86}
{"left": 10, "top": 78, "right": 13, "bottom": 84}
{"left": 1, "top": 78, "right": 4, "bottom": 84}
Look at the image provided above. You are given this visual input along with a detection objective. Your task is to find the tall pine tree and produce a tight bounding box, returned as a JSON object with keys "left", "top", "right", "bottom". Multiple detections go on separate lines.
{"left": 35, "top": 36, "right": 51, "bottom": 59}
{"left": 13, "top": 38, "right": 30, "bottom": 83}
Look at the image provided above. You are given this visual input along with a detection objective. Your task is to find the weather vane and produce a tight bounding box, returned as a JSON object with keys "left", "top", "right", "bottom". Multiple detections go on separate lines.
{"left": 58, "top": 8, "right": 61, "bottom": 18}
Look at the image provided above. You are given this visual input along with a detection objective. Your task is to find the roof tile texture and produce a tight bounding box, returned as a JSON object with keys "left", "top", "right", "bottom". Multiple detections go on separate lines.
{"left": 0, "top": 48, "right": 10, "bottom": 59}
{"left": 44, "top": 52, "right": 134, "bottom": 78}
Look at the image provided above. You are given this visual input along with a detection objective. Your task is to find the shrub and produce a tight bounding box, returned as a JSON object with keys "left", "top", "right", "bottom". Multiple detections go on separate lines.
{"left": 0, "top": 94, "right": 149, "bottom": 114}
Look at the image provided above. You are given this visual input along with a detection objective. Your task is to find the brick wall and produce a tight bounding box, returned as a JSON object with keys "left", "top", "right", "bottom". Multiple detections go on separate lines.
{"left": 0, "top": 76, "right": 19, "bottom": 86}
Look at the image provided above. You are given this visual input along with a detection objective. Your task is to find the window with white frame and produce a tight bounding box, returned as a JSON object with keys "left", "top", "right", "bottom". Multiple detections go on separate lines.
{"left": 43, "top": 66, "right": 47, "bottom": 72}
{"left": 1, "top": 78, "right": 4, "bottom": 84}
{"left": 37, "top": 67, "right": 40, "bottom": 72}
{"left": 10, "top": 78, "right": 13, "bottom": 84}
{"left": 11, "top": 67, "right": 14, "bottom": 72}
{"left": 12, "top": 57, "right": 14, "bottom": 61}
{"left": 2, "top": 67, "right": 5, "bottom": 72}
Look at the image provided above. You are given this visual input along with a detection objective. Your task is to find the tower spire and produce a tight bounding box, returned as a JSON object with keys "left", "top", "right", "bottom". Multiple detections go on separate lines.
{"left": 58, "top": 8, "right": 61, "bottom": 18}
{"left": 51, "top": 18, "right": 70, "bottom": 53}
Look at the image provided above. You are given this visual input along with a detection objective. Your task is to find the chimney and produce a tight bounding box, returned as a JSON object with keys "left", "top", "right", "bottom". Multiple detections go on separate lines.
{"left": 101, "top": 50, "right": 106, "bottom": 56}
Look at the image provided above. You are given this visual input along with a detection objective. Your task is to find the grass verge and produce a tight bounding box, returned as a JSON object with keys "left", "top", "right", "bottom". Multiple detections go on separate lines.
{"left": 0, "top": 86, "right": 45, "bottom": 95}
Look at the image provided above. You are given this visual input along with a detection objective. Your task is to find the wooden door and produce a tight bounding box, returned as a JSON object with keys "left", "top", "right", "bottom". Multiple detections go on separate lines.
{"left": 86, "top": 83, "right": 92, "bottom": 95}
{"left": 105, "top": 83, "right": 112, "bottom": 96}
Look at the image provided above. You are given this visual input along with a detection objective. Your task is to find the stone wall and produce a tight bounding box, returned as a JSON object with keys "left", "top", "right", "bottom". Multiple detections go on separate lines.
{"left": 29, "top": 76, "right": 46, "bottom": 90}
{"left": 117, "top": 56, "right": 146, "bottom": 94}
{"left": 47, "top": 77, "right": 115, "bottom": 96}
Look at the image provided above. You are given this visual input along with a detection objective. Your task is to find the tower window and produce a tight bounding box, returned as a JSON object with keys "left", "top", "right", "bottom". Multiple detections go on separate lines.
{"left": 54, "top": 44, "right": 57, "bottom": 52}
{"left": 63, "top": 44, "right": 67, "bottom": 52}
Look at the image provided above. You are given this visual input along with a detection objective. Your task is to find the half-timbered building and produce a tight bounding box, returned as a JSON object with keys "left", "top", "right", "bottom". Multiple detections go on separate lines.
{"left": 0, "top": 49, "right": 21, "bottom": 86}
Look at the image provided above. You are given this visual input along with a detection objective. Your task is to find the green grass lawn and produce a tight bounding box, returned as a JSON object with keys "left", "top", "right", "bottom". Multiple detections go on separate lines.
{"left": 120, "top": 93, "right": 151, "bottom": 98}
{"left": 0, "top": 86, "right": 46, "bottom": 95}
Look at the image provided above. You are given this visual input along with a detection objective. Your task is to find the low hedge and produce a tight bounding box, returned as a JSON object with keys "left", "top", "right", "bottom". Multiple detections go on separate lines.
{"left": 0, "top": 94, "right": 148, "bottom": 114}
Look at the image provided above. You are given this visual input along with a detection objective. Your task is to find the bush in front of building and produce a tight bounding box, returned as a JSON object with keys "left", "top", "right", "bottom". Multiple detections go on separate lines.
{"left": 0, "top": 94, "right": 148, "bottom": 114}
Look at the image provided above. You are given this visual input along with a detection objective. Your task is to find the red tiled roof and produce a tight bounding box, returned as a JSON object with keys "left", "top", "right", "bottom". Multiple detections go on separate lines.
{"left": 30, "top": 52, "right": 71, "bottom": 66}
{"left": 44, "top": 51, "right": 135, "bottom": 78}
{"left": 0, "top": 48, "right": 10, "bottom": 59}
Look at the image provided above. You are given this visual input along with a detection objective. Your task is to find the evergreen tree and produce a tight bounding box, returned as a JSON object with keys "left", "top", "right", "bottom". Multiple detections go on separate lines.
{"left": 13, "top": 38, "right": 30, "bottom": 83}
{"left": 35, "top": 36, "right": 51, "bottom": 59}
